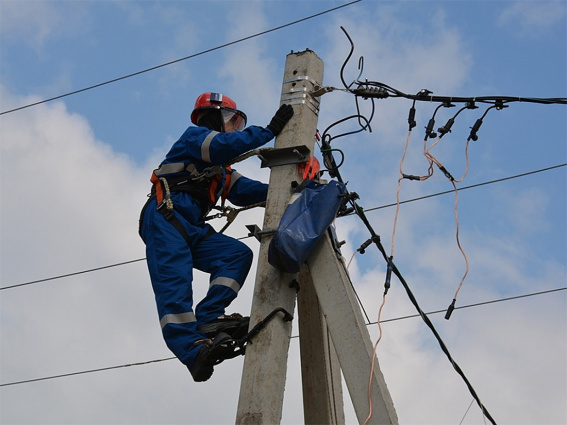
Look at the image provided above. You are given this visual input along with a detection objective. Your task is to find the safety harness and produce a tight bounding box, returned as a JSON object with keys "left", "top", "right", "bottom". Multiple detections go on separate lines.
{"left": 139, "top": 163, "right": 232, "bottom": 245}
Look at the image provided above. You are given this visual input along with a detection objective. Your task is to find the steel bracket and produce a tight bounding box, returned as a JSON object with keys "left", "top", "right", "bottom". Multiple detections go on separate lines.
{"left": 258, "top": 145, "right": 311, "bottom": 168}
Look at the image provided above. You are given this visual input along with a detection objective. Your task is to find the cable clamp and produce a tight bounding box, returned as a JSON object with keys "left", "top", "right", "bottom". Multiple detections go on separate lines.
{"left": 402, "top": 173, "right": 421, "bottom": 181}
{"left": 310, "top": 85, "right": 335, "bottom": 97}
{"left": 438, "top": 165, "right": 455, "bottom": 181}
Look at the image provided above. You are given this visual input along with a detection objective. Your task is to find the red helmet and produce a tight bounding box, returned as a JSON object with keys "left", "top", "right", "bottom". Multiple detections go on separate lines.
{"left": 190, "top": 92, "right": 247, "bottom": 131}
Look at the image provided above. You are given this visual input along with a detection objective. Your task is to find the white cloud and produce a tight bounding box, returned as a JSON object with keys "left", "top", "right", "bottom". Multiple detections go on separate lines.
{"left": 1, "top": 2, "right": 565, "bottom": 424}
{"left": 0, "top": 87, "right": 165, "bottom": 421}
{"left": 0, "top": 88, "right": 147, "bottom": 279}
{"left": 499, "top": 1, "right": 567, "bottom": 36}
{"left": 0, "top": 1, "right": 90, "bottom": 51}
{"left": 218, "top": 2, "right": 281, "bottom": 121}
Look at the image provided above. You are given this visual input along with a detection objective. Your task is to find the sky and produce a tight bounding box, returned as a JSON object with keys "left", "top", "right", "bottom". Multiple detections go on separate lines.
{"left": 0, "top": 0, "right": 566, "bottom": 424}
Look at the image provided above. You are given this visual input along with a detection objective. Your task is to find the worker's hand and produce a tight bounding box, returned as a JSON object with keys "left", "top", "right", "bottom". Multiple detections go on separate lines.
{"left": 267, "top": 104, "right": 294, "bottom": 136}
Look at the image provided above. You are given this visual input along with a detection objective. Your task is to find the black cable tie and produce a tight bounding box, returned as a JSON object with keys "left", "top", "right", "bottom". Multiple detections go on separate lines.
{"left": 402, "top": 173, "right": 421, "bottom": 181}
{"left": 444, "top": 299, "right": 456, "bottom": 320}
{"left": 438, "top": 117, "right": 455, "bottom": 136}
{"left": 384, "top": 256, "right": 393, "bottom": 295}
{"left": 408, "top": 105, "right": 417, "bottom": 130}
{"left": 438, "top": 165, "right": 455, "bottom": 181}
{"left": 425, "top": 118, "right": 437, "bottom": 139}
{"left": 358, "top": 238, "right": 373, "bottom": 254}
{"left": 469, "top": 118, "right": 483, "bottom": 141}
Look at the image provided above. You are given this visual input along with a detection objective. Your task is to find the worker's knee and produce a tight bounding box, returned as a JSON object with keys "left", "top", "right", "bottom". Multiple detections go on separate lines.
{"left": 238, "top": 242, "right": 253, "bottom": 265}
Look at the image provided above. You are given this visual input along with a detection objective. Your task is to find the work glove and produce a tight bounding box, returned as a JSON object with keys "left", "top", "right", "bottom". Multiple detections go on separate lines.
{"left": 267, "top": 104, "right": 294, "bottom": 136}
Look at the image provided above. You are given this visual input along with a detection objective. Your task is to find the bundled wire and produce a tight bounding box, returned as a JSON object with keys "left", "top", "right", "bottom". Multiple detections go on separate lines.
{"left": 317, "top": 40, "right": 502, "bottom": 420}
{"left": 336, "top": 25, "right": 565, "bottom": 109}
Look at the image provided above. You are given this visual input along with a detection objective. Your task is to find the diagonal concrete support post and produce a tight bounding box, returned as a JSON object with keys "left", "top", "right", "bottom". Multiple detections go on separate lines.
{"left": 236, "top": 49, "right": 397, "bottom": 425}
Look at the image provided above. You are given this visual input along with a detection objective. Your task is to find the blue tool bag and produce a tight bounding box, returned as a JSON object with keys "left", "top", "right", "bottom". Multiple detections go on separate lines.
{"left": 268, "top": 180, "right": 346, "bottom": 273}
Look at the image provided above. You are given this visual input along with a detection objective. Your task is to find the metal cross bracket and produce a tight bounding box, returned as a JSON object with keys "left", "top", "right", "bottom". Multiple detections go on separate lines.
{"left": 258, "top": 145, "right": 311, "bottom": 168}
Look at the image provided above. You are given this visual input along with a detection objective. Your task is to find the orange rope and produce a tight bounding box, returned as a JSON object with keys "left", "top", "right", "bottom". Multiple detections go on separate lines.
{"left": 391, "top": 131, "right": 412, "bottom": 257}
{"left": 395, "top": 127, "right": 473, "bottom": 306}
{"left": 424, "top": 137, "right": 472, "bottom": 302}
{"left": 364, "top": 293, "right": 387, "bottom": 425}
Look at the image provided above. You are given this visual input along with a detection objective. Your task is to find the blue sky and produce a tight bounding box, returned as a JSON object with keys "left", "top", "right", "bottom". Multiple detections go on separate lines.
{"left": 1, "top": 1, "right": 566, "bottom": 424}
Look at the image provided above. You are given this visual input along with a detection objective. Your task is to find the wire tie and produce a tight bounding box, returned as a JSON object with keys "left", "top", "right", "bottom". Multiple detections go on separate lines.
{"left": 444, "top": 299, "right": 456, "bottom": 320}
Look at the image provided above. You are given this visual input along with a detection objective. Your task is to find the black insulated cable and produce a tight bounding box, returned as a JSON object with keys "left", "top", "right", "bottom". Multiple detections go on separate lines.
{"left": 1, "top": 1, "right": 363, "bottom": 116}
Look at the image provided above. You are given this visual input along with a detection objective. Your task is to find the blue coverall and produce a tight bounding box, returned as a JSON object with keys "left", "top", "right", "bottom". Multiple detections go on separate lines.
{"left": 140, "top": 124, "right": 274, "bottom": 368}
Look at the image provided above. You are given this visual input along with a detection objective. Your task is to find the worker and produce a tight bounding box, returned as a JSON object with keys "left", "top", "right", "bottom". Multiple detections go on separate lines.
{"left": 139, "top": 92, "right": 294, "bottom": 382}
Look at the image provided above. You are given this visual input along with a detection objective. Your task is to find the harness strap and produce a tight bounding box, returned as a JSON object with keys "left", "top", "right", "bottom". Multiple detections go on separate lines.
{"left": 150, "top": 172, "right": 164, "bottom": 204}
{"left": 158, "top": 207, "right": 193, "bottom": 246}
{"left": 139, "top": 193, "right": 215, "bottom": 247}
{"left": 143, "top": 161, "right": 231, "bottom": 243}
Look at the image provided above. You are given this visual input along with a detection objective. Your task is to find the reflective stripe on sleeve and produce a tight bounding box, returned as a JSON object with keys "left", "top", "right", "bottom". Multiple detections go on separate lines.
{"left": 227, "top": 170, "right": 242, "bottom": 194}
{"left": 154, "top": 162, "right": 186, "bottom": 176}
{"left": 160, "top": 311, "right": 197, "bottom": 329}
{"left": 210, "top": 276, "right": 240, "bottom": 293}
{"left": 201, "top": 131, "right": 219, "bottom": 163}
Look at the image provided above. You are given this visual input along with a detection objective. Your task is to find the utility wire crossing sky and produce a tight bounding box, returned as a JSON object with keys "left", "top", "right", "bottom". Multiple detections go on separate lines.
{"left": 1, "top": 1, "right": 565, "bottom": 424}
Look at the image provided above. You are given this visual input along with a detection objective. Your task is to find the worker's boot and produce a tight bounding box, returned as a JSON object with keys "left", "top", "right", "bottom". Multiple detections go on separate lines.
{"left": 197, "top": 313, "right": 249, "bottom": 340}
{"left": 189, "top": 332, "right": 237, "bottom": 382}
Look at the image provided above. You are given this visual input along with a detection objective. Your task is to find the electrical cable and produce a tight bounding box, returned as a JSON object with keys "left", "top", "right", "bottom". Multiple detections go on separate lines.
{"left": 0, "top": 258, "right": 146, "bottom": 291}
{"left": 0, "top": 357, "right": 176, "bottom": 387}
{"left": 338, "top": 27, "right": 566, "bottom": 107}
{"left": 346, "top": 249, "right": 370, "bottom": 324}
{"left": 363, "top": 162, "right": 566, "bottom": 213}
{"left": 374, "top": 287, "right": 566, "bottom": 325}
{"left": 317, "top": 111, "right": 498, "bottom": 421}
{"left": 353, "top": 192, "right": 497, "bottom": 422}
{"left": 364, "top": 293, "right": 387, "bottom": 425}
{"left": 2, "top": 286, "right": 563, "bottom": 388}
{"left": 387, "top": 256, "right": 497, "bottom": 424}
{"left": 391, "top": 101, "right": 501, "bottom": 319}
{"left": 459, "top": 398, "right": 477, "bottom": 425}
{"left": 0, "top": 0, "right": 362, "bottom": 116}
{"left": 1, "top": 163, "right": 563, "bottom": 292}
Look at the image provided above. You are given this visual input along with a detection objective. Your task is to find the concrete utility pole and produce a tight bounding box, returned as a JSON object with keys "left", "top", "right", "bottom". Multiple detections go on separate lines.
{"left": 236, "top": 49, "right": 398, "bottom": 425}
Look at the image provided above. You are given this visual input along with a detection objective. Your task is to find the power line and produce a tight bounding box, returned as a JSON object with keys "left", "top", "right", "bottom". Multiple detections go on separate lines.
{"left": 2, "top": 162, "right": 564, "bottom": 292}
{"left": 0, "top": 357, "right": 175, "bottom": 387}
{"left": 0, "top": 258, "right": 145, "bottom": 291}
{"left": 363, "top": 163, "right": 566, "bottom": 213}
{"left": 2, "top": 286, "right": 564, "bottom": 388}
{"left": 0, "top": 0, "right": 362, "bottom": 116}
{"left": 375, "top": 287, "right": 567, "bottom": 325}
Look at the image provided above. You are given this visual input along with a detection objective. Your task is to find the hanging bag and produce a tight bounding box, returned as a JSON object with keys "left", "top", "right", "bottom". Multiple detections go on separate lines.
{"left": 268, "top": 180, "right": 346, "bottom": 273}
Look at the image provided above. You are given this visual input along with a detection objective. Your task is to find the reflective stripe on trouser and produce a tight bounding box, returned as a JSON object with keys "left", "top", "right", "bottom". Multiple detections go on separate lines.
{"left": 193, "top": 232, "right": 252, "bottom": 325}
{"left": 139, "top": 197, "right": 253, "bottom": 368}
{"left": 160, "top": 311, "right": 197, "bottom": 329}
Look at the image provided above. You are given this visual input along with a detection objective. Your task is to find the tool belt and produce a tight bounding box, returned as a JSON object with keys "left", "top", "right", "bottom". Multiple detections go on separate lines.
{"left": 151, "top": 174, "right": 212, "bottom": 216}
{"left": 139, "top": 172, "right": 219, "bottom": 244}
